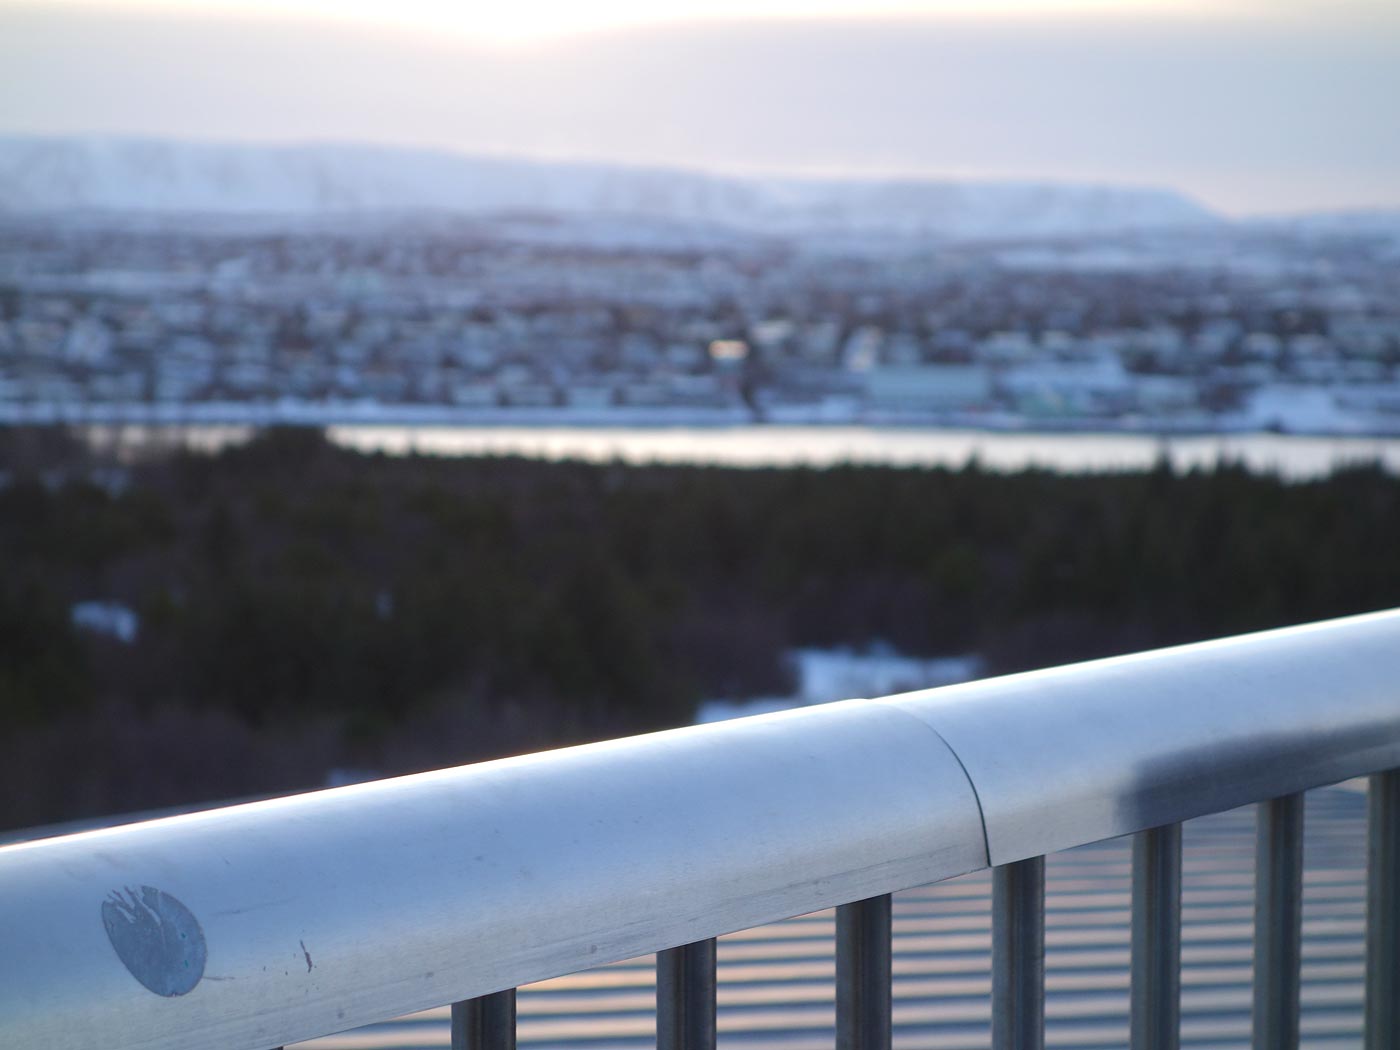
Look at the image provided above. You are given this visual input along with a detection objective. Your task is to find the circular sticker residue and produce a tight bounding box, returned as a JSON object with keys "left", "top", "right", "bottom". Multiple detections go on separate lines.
{"left": 102, "top": 885, "right": 207, "bottom": 997}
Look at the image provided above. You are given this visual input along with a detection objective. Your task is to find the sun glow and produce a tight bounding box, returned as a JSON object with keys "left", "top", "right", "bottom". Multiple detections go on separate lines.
{"left": 34, "top": 0, "right": 1240, "bottom": 43}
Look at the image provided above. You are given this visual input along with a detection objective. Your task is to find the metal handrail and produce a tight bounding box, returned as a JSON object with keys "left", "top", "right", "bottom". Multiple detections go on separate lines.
{"left": 2, "top": 608, "right": 1399, "bottom": 1050}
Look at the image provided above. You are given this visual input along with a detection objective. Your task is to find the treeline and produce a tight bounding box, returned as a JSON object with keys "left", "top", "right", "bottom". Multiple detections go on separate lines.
{"left": 3, "top": 426, "right": 1400, "bottom": 828}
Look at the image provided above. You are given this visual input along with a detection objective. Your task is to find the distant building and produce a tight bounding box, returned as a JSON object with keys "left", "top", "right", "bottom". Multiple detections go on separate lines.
{"left": 1001, "top": 355, "right": 1133, "bottom": 417}
{"left": 450, "top": 383, "right": 499, "bottom": 408}
{"left": 841, "top": 327, "right": 883, "bottom": 372}
{"left": 882, "top": 333, "right": 924, "bottom": 366}
{"left": 63, "top": 319, "right": 114, "bottom": 364}
{"left": 1242, "top": 384, "right": 1352, "bottom": 432}
{"left": 664, "top": 343, "right": 704, "bottom": 369}
{"left": 800, "top": 321, "right": 842, "bottom": 364}
{"left": 978, "top": 331, "right": 1036, "bottom": 364}
{"left": 566, "top": 386, "right": 616, "bottom": 410}
{"left": 668, "top": 374, "right": 728, "bottom": 406}
{"left": 708, "top": 340, "right": 749, "bottom": 365}
{"left": 866, "top": 365, "right": 993, "bottom": 412}
{"left": 1334, "top": 383, "right": 1400, "bottom": 416}
{"left": 502, "top": 384, "right": 557, "bottom": 408}
{"left": 1134, "top": 376, "right": 1199, "bottom": 415}
{"left": 621, "top": 382, "right": 669, "bottom": 407}
{"left": 749, "top": 319, "right": 796, "bottom": 352}
{"left": 1241, "top": 333, "right": 1284, "bottom": 363}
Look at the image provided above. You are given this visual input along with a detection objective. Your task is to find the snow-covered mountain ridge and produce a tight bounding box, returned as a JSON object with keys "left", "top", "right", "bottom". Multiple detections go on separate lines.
{"left": 0, "top": 136, "right": 1220, "bottom": 240}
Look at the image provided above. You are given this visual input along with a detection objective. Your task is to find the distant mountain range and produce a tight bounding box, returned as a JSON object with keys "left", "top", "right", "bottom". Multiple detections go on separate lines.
{"left": 0, "top": 136, "right": 1234, "bottom": 241}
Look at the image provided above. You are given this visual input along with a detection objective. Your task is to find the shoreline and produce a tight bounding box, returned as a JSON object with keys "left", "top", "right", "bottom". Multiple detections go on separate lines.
{"left": 4, "top": 401, "right": 1400, "bottom": 440}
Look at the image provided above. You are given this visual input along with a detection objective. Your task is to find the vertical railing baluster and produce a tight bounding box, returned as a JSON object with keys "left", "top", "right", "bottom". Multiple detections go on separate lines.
{"left": 657, "top": 939, "right": 717, "bottom": 1050}
{"left": 837, "top": 894, "right": 892, "bottom": 1050}
{"left": 1254, "top": 793, "right": 1304, "bottom": 1050}
{"left": 1366, "top": 769, "right": 1400, "bottom": 1050}
{"left": 1131, "top": 823, "right": 1181, "bottom": 1050}
{"left": 992, "top": 856, "right": 1045, "bottom": 1050}
{"left": 452, "top": 989, "right": 517, "bottom": 1050}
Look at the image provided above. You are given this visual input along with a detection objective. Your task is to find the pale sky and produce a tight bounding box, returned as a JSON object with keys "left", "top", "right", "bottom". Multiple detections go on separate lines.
{"left": 3, "top": 0, "right": 1399, "bottom": 213}
{"left": 6, "top": 0, "right": 1266, "bottom": 43}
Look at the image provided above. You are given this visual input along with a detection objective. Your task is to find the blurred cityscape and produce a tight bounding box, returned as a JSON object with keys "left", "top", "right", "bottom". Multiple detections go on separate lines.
{"left": 4, "top": 212, "right": 1400, "bottom": 434}
{"left": 4, "top": 4, "right": 1400, "bottom": 1043}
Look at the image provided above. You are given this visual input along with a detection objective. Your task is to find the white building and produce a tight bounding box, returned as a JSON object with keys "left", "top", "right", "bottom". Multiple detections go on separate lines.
{"left": 450, "top": 383, "right": 499, "bottom": 408}
{"left": 566, "top": 386, "right": 616, "bottom": 410}
{"left": 842, "top": 326, "right": 883, "bottom": 372}
{"left": 1134, "top": 375, "right": 1199, "bottom": 414}
{"left": 63, "top": 319, "right": 114, "bottom": 364}
{"left": 978, "top": 331, "right": 1037, "bottom": 364}
{"left": 866, "top": 365, "right": 993, "bottom": 412}
{"left": 1001, "top": 355, "right": 1133, "bottom": 417}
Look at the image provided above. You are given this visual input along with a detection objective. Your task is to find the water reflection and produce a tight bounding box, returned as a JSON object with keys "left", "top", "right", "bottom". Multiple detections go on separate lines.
{"left": 327, "top": 428, "right": 1400, "bottom": 481}
{"left": 80, "top": 424, "right": 1400, "bottom": 480}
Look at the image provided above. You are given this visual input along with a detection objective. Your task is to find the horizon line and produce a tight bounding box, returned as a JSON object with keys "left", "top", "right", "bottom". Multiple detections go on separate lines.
{"left": 7, "top": 131, "right": 1400, "bottom": 222}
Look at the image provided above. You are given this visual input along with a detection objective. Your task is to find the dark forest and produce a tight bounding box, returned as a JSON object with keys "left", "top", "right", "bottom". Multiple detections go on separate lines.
{"left": 3, "top": 426, "right": 1398, "bottom": 831}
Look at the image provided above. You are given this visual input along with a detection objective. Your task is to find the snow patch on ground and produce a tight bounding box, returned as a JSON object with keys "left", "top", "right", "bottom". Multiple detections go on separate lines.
{"left": 696, "top": 646, "right": 983, "bottom": 724}
{"left": 70, "top": 600, "right": 140, "bottom": 644}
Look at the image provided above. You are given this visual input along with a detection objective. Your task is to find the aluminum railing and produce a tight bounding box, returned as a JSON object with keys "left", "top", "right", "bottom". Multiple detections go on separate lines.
{"left": 2, "top": 608, "right": 1399, "bottom": 1050}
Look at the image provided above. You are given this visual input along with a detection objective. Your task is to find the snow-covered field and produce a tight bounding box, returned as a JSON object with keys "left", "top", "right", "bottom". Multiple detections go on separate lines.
{"left": 696, "top": 647, "right": 984, "bottom": 724}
